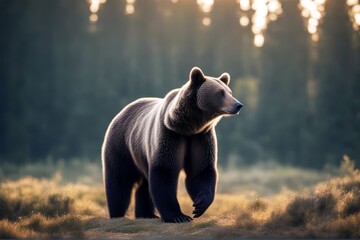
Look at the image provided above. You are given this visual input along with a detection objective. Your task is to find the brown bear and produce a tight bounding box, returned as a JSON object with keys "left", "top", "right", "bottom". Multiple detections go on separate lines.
{"left": 101, "top": 67, "right": 242, "bottom": 223}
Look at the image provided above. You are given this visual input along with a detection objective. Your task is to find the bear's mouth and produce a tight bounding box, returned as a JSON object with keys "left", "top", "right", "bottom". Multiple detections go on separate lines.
{"left": 229, "top": 110, "right": 241, "bottom": 115}
{"left": 222, "top": 109, "right": 241, "bottom": 116}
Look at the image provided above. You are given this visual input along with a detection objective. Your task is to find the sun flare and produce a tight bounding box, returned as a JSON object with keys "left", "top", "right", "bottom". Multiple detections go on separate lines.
{"left": 299, "top": 0, "right": 327, "bottom": 41}
{"left": 238, "top": 0, "right": 283, "bottom": 47}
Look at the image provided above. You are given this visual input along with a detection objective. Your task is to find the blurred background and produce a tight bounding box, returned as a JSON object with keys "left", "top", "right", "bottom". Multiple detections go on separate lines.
{"left": 0, "top": 0, "right": 359, "bottom": 172}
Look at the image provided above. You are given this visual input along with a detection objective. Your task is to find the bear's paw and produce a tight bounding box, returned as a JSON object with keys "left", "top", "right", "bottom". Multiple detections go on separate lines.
{"left": 192, "top": 190, "right": 214, "bottom": 218}
{"left": 162, "top": 213, "right": 193, "bottom": 223}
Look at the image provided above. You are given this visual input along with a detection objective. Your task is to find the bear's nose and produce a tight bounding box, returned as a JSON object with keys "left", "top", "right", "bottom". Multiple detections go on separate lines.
{"left": 234, "top": 102, "right": 243, "bottom": 112}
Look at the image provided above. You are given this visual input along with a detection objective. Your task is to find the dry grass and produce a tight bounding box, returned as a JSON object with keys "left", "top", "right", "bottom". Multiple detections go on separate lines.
{"left": 0, "top": 160, "right": 359, "bottom": 238}
{"left": 0, "top": 175, "right": 105, "bottom": 238}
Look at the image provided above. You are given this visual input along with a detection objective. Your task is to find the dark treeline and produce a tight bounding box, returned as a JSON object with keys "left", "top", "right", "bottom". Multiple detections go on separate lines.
{"left": 0, "top": 0, "right": 359, "bottom": 168}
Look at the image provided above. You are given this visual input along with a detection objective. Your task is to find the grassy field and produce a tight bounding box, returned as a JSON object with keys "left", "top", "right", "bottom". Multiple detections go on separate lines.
{"left": 0, "top": 158, "right": 359, "bottom": 238}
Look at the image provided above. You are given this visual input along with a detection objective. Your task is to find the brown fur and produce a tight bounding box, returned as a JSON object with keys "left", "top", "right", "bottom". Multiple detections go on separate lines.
{"left": 102, "top": 67, "right": 242, "bottom": 222}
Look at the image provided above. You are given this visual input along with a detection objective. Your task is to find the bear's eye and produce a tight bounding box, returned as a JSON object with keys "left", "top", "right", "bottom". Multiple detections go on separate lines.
{"left": 218, "top": 91, "right": 224, "bottom": 96}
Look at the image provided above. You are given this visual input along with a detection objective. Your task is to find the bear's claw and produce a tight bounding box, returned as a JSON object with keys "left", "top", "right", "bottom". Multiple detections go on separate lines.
{"left": 163, "top": 214, "right": 193, "bottom": 223}
{"left": 192, "top": 191, "right": 213, "bottom": 218}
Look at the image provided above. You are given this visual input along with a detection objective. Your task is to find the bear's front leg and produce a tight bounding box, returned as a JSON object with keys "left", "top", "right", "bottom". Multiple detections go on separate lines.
{"left": 185, "top": 166, "right": 217, "bottom": 218}
{"left": 185, "top": 130, "right": 218, "bottom": 218}
{"left": 150, "top": 165, "right": 192, "bottom": 223}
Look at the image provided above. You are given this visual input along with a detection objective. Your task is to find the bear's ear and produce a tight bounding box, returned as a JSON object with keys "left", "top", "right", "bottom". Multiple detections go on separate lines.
{"left": 189, "top": 67, "right": 206, "bottom": 86}
{"left": 219, "top": 72, "right": 230, "bottom": 85}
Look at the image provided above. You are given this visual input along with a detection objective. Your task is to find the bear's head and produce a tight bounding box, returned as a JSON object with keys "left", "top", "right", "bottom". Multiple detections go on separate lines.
{"left": 190, "top": 67, "right": 242, "bottom": 116}
{"left": 165, "top": 67, "right": 242, "bottom": 135}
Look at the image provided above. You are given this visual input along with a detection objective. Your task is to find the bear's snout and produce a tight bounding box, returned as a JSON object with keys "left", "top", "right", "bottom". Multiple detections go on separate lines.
{"left": 234, "top": 102, "right": 243, "bottom": 113}
{"left": 221, "top": 96, "right": 243, "bottom": 115}
{"left": 230, "top": 101, "right": 242, "bottom": 114}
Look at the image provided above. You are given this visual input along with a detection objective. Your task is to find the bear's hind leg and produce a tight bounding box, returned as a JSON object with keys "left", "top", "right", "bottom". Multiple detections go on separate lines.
{"left": 135, "top": 178, "right": 158, "bottom": 218}
{"left": 103, "top": 150, "right": 139, "bottom": 218}
{"left": 105, "top": 175, "right": 134, "bottom": 218}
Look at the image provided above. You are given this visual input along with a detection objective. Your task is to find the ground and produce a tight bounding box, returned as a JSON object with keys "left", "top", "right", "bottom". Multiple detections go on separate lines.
{"left": 0, "top": 159, "right": 359, "bottom": 238}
